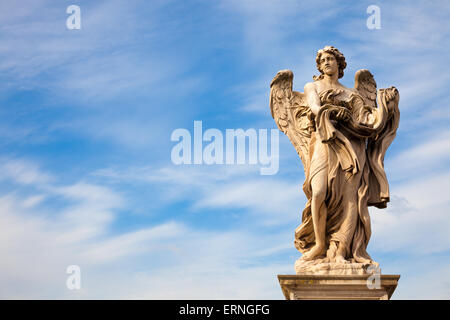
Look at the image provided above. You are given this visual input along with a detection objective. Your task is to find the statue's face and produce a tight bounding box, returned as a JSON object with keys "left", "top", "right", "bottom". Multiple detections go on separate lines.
{"left": 319, "top": 52, "right": 338, "bottom": 76}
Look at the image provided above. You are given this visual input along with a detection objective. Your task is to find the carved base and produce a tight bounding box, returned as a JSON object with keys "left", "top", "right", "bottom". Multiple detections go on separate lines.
{"left": 278, "top": 274, "right": 400, "bottom": 300}
{"left": 295, "top": 257, "right": 380, "bottom": 275}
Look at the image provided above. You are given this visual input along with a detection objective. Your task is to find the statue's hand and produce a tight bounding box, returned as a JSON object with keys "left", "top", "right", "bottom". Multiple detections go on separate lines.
{"left": 331, "top": 106, "right": 351, "bottom": 122}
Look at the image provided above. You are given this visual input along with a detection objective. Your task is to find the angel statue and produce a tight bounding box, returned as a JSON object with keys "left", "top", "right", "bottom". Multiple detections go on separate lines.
{"left": 270, "top": 46, "right": 399, "bottom": 274}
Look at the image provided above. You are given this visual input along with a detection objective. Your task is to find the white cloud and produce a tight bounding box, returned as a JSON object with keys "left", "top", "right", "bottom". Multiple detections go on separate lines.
{"left": 369, "top": 170, "right": 450, "bottom": 256}
{"left": 0, "top": 189, "right": 295, "bottom": 299}
{"left": 0, "top": 157, "right": 296, "bottom": 299}
{"left": 95, "top": 165, "right": 305, "bottom": 225}
{"left": 194, "top": 178, "right": 303, "bottom": 224}
{"left": 78, "top": 221, "right": 186, "bottom": 265}
{"left": 380, "top": 255, "right": 450, "bottom": 300}
{"left": 21, "top": 194, "right": 46, "bottom": 208}
{"left": 396, "top": 173, "right": 450, "bottom": 209}
{"left": 0, "top": 157, "right": 54, "bottom": 186}
{"left": 0, "top": 0, "right": 204, "bottom": 152}
{"left": 386, "top": 130, "right": 450, "bottom": 181}
{"left": 1, "top": 151, "right": 449, "bottom": 299}
{"left": 0, "top": 0, "right": 200, "bottom": 100}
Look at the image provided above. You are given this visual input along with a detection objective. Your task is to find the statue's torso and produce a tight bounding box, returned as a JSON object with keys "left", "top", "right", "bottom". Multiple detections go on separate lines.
{"left": 314, "top": 86, "right": 368, "bottom": 145}
{"left": 318, "top": 87, "right": 357, "bottom": 108}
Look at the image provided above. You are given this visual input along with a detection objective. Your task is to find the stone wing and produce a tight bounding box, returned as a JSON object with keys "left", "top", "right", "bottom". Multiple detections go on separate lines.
{"left": 270, "top": 70, "right": 312, "bottom": 171}
{"left": 354, "top": 69, "right": 377, "bottom": 109}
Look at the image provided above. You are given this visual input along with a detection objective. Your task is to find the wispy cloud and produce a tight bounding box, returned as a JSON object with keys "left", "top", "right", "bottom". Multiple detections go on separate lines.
{"left": 0, "top": 157, "right": 296, "bottom": 298}
{"left": 0, "top": 0, "right": 206, "bottom": 151}
{"left": 0, "top": 157, "right": 54, "bottom": 185}
{"left": 94, "top": 164, "right": 304, "bottom": 225}
{"left": 386, "top": 130, "right": 450, "bottom": 181}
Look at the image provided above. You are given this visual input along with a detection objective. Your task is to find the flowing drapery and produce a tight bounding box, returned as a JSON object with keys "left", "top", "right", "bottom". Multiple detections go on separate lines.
{"left": 294, "top": 88, "right": 399, "bottom": 263}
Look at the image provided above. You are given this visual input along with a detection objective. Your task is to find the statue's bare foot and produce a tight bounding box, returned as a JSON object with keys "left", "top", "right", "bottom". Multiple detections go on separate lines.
{"left": 301, "top": 244, "right": 325, "bottom": 261}
{"left": 333, "top": 244, "right": 347, "bottom": 263}
{"left": 334, "top": 255, "right": 347, "bottom": 263}
{"left": 359, "top": 258, "right": 377, "bottom": 266}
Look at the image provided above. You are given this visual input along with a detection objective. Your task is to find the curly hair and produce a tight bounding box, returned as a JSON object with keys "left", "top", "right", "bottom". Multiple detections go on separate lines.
{"left": 313, "top": 46, "right": 347, "bottom": 81}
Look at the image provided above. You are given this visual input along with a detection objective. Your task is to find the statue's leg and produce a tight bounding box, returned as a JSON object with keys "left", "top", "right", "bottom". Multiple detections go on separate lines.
{"left": 301, "top": 167, "right": 328, "bottom": 261}
{"left": 334, "top": 174, "right": 360, "bottom": 262}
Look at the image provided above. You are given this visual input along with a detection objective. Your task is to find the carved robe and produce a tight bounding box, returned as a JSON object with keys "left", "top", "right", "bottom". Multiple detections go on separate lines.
{"left": 294, "top": 87, "right": 399, "bottom": 262}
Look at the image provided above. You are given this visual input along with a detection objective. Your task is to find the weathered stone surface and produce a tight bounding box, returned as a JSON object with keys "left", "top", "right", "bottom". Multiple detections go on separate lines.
{"left": 295, "top": 257, "right": 380, "bottom": 275}
{"left": 278, "top": 274, "right": 400, "bottom": 300}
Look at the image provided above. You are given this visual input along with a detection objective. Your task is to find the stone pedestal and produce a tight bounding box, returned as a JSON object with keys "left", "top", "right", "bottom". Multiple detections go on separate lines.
{"left": 278, "top": 274, "right": 400, "bottom": 300}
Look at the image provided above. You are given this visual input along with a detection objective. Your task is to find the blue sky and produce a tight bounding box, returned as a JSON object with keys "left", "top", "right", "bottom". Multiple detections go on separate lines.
{"left": 0, "top": 0, "right": 449, "bottom": 299}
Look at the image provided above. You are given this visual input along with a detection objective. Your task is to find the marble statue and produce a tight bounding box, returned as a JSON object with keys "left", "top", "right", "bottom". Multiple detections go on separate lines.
{"left": 270, "top": 46, "right": 400, "bottom": 274}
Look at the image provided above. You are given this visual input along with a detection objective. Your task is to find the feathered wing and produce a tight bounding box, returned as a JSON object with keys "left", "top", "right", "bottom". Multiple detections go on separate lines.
{"left": 354, "top": 69, "right": 377, "bottom": 109}
{"left": 270, "top": 70, "right": 312, "bottom": 171}
{"left": 354, "top": 69, "right": 400, "bottom": 208}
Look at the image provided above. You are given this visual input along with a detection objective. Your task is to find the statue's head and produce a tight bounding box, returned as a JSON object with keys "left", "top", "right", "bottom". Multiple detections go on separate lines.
{"left": 314, "top": 46, "right": 347, "bottom": 81}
